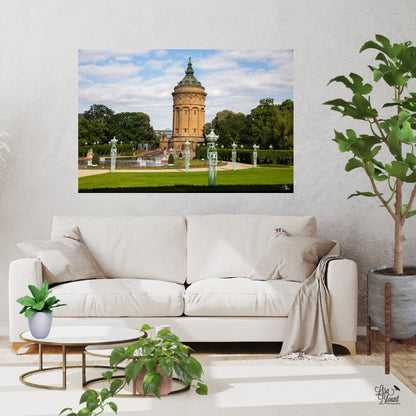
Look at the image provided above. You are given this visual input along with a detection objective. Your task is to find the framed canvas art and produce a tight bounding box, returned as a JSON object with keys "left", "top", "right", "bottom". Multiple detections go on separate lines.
{"left": 78, "top": 49, "right": 293, "bottom": 193}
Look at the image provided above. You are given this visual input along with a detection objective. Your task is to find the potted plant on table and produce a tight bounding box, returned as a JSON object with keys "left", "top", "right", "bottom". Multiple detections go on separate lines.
{"left": 16, "top": 280, "right": 66, "bottom": 339}
{"left": 60, "top": 324, "right": 207, "bottom": 416}
{"left": 324, "top": 34, "right": 416, "bottom": 342}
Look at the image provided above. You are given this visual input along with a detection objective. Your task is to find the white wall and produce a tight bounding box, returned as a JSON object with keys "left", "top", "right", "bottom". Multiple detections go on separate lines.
{"left": 1, "top": 0, "right": 416, "bottom": 333}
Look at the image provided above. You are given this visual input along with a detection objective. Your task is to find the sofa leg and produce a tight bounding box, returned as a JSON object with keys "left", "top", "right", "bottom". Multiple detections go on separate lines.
{"left": 334, "top": 341, "right": 356, "bottom": 355}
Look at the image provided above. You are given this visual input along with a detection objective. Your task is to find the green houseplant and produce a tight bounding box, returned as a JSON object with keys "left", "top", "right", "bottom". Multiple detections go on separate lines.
{"left": 324, "top": 34, "right": 416, "bottom": 340}
{"left": 60, "top": 324, "right": 207, "bottom": 416}
{"left": 16, "top": 280, "right": 66, "bottom": 338}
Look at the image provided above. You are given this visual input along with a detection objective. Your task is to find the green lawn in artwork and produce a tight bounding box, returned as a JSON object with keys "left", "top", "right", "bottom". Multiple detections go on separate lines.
{"left": 78, "top": 167, "right": 293, "bottom": 193}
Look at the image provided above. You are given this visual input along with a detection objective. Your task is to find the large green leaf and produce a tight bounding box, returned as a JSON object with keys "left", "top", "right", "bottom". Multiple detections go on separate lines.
{"left": 86, "top": 397, "right": 99, "bottom": 412}
{"left": 196, "top": 382, "right": 208, "bottom": 395}
{"left": 109, "top": 379, "right": 124, "bottom": 396}
{"left": 159, "top": 357, "right": 174, "bottom": 377}
{"left": 386, "top": 127, "right": 402, "bottom": 158}
{"left": 385, "top": 161, "right": 409, "bottom": 180}
{"left": 24, "top": 308, "right": 37, "bottom": 317}
{"left": 107, "top": 402, "right": 118, "bottom": 413}
{"left": 28, "top": 285, "right": 42, "bottom": 303}
{"left": 372, "top": 168, "right": 388, "bottom": 182}
{"left": 110, "top": 348, "right": 125, "bottom": 367}
{"left": 405, "top": 153, "right": 416, "bottom": 168}
{"left": 173, "top": 362, "right": 192, "bottom": 385}
{"left": 79, "top": 390, "right": 98, "bottom": 405}
{"left": 143, "top": 356, "right": 158, "bottom": 372}
{"left": 345, "top": 158, "right": 362, "bottom": 172}
{"left": 347, "top": 190, "right": 378, "bottom": 199}
{"left": 142, "top": 372, "right": 161, "bottom": 398}
{"left": 33, "top": 301, "right": 45, "bottom": 311}
{"left": 327, "top": 73, "right": 372, "bottom": 95}
{"left": 124, "top": 360, "right": 143, "bottom": 383}
{"left": 16, "top": 295, "right": 36, "bottom": 307}
{"left": 183, "top": 356, "right": 203, "bottom": 380}
{"left": 402, "top": 204, "right": 416, "bottom": 218}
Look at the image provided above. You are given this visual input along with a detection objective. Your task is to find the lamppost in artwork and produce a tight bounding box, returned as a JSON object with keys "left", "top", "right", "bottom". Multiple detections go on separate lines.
{"left": 110, "top": 137, "right": 118, "bottom": 173}
{"left": 253, "top": 144, "right": 259, "bottom": 168}
{"left": 185, "top": 139, "right": 190, "bottom": 172}
{"left": 206, "top": 129, "right": 219, "bottom": 186}
{"left": 231, "top": 142, "right": 237, "bottom": 171}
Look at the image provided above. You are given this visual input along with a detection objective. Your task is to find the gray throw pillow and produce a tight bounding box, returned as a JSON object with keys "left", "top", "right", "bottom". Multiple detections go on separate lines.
{"left": 248, "top": 232, "right": 336, "bottom": 282}
{"left": 17, "top": 227, "right": 106, "bottom": 284}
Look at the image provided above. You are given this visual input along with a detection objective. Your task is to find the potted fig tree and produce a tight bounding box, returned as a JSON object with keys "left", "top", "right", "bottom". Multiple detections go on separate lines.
{"left": 324, "top": 34, "right": 416, "bottom": 341}
{"left": 16, "top": 280, "right": 66, "bottom": 339}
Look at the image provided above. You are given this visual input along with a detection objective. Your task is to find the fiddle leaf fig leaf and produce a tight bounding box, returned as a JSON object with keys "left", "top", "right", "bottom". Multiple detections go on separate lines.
{"left": 345, "top": 158, "right": 362, "bottom": 171}
{"left": 386, "top": 127, "right": 402, "bottom": 159}
{"left": 372, "top": 168, "right": 388, "bottom": 181}
{"left": 385, "top": 161, "right": 409, "bottom": 180}
{"left": 327, "top": 73, "right": 372, "bottom": 95}
{"left": 405, "top": 153, "right": 416, "bottom": 168}
{"left": 403, "top": 204, "right": 416, "bottom": 218}
{"left": 348, "top": 191, "right": 378, "bottom": 199}
{"left": 398, "top": 109, "right": 412, "bottom": 125}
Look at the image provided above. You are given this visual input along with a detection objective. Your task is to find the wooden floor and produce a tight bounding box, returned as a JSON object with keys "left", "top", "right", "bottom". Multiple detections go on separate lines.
{"left": 2, "top": 336, "right": 416, "bottom": 394}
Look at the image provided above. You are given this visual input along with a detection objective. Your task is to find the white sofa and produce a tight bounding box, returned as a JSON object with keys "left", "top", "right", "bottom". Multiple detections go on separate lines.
{"left": 9, "top": 215, "right": 358, "bottom": 353}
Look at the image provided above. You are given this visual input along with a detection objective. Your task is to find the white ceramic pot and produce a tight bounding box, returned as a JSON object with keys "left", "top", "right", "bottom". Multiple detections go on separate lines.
{"left": 28, "top": 312, "right": 52, "bottom": 339}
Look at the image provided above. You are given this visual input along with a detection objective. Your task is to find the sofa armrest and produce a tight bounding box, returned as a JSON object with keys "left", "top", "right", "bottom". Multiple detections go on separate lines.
{"left": 9, "top": 258, "right": 43, "bottom": 342}
{"left": 326, "top": 258, "right": 358, "bottom": 344}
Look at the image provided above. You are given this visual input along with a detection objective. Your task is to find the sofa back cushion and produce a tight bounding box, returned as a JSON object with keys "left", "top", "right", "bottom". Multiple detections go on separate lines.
{"left": 186, "top": 214, "right": 317, "bottom": 283}
{"left": 51, "top": 216, "right": 186, "bottom": 284}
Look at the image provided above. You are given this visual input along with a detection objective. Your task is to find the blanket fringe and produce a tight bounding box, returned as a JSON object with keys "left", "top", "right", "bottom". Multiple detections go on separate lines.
{"left": 280, "top": 352, "right": 337, "bottom": 361}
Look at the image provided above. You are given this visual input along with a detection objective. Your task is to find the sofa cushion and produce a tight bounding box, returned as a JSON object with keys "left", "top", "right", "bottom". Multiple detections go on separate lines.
{"left": 51, "top": 279, "right": 185, "bottom": 317}
{"left": 186, "top": 214, "right": 317, "bottom": 283}
{"left": 51, "top": 216, "right": 187, "bottom": 284}
{"left": 17, "top": 227, "right": 106, "bottom": 284}
{"left": 184, "top": 277, "right": 302, "bottom": 317}
{"left": 248, "top": 233, "right": 337, "bottom": 282}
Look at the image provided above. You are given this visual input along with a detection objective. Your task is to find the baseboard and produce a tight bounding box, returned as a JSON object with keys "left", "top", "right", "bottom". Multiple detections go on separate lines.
{"left": 0, "top": 325, "right": 9, "bottom": 337}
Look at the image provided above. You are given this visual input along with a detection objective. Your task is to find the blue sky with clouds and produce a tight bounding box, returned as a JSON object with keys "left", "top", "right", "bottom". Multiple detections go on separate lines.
{"left": 79, "top": 49, "right": 293, "bottom": 130}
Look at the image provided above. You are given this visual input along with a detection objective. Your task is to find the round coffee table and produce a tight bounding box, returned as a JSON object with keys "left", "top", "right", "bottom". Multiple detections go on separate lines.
{"left": 19, "top": 325, "right": 144, "bottom": 390}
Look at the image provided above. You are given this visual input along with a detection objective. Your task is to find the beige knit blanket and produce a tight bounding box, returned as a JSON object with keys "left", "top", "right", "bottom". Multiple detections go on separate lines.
{"left": 279, "top": 255, "right": 342, "bottom": 360}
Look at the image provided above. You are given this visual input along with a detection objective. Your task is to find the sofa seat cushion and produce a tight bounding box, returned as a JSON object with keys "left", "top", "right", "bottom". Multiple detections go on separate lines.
{"left": 51, "top": 279, "right": 185, "bottom": 317}
{"left": 184, "top": 277, "right": 302, "bottom": 317}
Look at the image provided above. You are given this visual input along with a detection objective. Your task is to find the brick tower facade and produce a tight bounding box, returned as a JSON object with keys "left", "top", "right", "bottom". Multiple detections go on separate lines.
{"left": 160, "top": 57, "right": 206, "bottom": 157}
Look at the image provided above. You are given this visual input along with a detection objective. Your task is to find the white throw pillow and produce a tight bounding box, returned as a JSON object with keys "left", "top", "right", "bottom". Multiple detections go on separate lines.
{"left": 248, "top": 232, "right": 336, "bottom": 282}
{"left": 17, "top": 227, "right": 106, "bottom": 284}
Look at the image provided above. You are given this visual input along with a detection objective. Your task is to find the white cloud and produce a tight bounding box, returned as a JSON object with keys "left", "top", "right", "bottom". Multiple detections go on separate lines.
{"left": 78, "top": 49, "right": 149, "bottom": 64}
{"left": 79, "top": 62, "right": 141, "bottom": 80}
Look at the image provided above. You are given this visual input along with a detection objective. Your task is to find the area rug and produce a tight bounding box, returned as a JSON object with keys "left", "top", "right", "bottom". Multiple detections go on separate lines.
{"left": 0, "top": 364, "right": 414, "bottom": 415}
